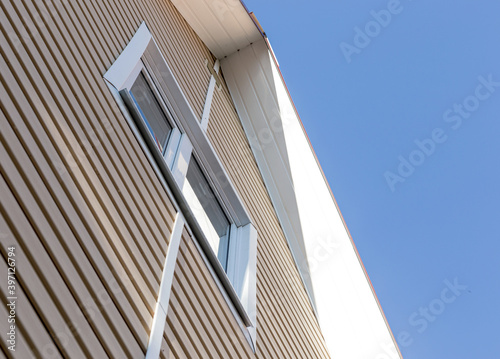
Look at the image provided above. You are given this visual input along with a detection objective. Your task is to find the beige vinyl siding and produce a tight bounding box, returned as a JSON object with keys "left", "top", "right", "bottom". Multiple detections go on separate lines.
{"left": 0, "top": 0, "right": 184, "bottom": 356}
{"left": 0, "top": 0, "right": 330, "bottom": 358}
{"left": 164, "top": 229, "right": 255, "bottom": 359}
{"left": 0, "top": 223, "right": 57, "bottom": 359}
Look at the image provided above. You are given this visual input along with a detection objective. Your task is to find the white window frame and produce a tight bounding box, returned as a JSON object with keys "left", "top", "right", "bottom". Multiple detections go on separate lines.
{"left": 104, "top": 22, "right": 257, "bottom": 354}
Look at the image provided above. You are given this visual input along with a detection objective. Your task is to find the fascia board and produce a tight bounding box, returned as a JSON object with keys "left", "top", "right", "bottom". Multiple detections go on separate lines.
{"left": 221, "top": 39, "right": 317, "bottom": 308}
{"left": 221, "top": 39, "right": 402, "bottom": 359}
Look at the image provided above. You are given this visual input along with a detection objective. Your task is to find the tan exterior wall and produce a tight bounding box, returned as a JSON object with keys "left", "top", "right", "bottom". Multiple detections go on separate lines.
{"left": 0, "top": 0, "right": 330, "bottom": 358}
{"left": 161, "top": 229, "right": 255, "bottom": 359}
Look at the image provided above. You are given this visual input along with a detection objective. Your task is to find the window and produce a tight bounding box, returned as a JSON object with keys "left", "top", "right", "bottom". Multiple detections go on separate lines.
{"left": 184, "top": 156, "right": 231, "bottom": 270}
{"left": 118, "top": 63, "right": 183, "bottom": 172}
{"left": 104, "top": 22, "right": 257, "bottom": 348}
{"left": 129, "top": 71, "right": 173, "bottom": 153}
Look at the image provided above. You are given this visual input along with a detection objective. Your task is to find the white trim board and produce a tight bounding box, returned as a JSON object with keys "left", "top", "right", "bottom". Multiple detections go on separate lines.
{"left": 201, "top": 59, "right": 220, "bottom": 131}
{"left": 221, "top": 39, "right": 402, "bottom": 359}
{"left": 145, "top": 213, "right": 185, "bottom": 359}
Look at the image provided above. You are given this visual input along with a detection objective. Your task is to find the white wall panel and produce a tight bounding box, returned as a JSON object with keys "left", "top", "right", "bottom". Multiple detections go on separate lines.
{"left": 222, "top": 39, "right": 401, "bottom": 359}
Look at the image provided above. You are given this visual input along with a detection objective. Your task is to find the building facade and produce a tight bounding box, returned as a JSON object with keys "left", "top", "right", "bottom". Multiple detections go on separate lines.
{"left": 0, "top": 0, "right": 401, "bottom": 358}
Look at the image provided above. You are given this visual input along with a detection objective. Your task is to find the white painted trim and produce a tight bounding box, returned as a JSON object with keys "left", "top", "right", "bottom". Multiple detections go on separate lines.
{"left": 226, "top": 223, "right": 257, "bottom": 325}
{"left": 217, "top": 223, "right": 232, "bottom": 271}
{"left": 226, "top": 223, "right": 258, "bottom": 347}
{"left": 171, "top": 134, "right": 193, "bottom": 189}
{"left": 146, "top": 213, "right": 185, "bottom": 359}
{"left": 220, "top": 40, "right": 317, "bottom": 309}
{"left": 104, "top": 22, "right": 151, "bottom": 90}
{"left": 201, "top": 59, "right": 220, "bottom": 131}
{"left": 221, "top": 39, "right": 402, "bottom": 359}
{"left": 121, "top": 61, "right": 144, "bottom": 92}
{"left": 163, "top": 127, "right": 182, "bottom": 168}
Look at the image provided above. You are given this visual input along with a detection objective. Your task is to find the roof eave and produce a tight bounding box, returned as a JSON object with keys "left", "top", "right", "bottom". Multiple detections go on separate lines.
{"left": 170, "top": 0, "right": 263, "bottom": 59}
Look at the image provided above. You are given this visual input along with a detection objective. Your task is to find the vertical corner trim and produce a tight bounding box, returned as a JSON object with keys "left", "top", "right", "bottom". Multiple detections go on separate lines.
{"left": 145, "top": 212, "right": 185, "bottom": 359}
{"left": 201, "top": 59, "right": 221, "bottom": 131}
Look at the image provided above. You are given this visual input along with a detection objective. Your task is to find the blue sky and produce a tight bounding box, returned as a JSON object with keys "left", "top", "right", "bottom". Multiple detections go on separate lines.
{"left": 245, "top": 0, "right": 500, "bottom": 358}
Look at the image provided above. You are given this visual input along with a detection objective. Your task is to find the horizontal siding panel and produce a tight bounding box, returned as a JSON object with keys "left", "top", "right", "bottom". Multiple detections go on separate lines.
{"left": 0, "top": 56, "right": 157, "bottom": 346}
{"left": 6, "top": 0, "right": 166, "bottom": 277}
{"left": 167, "top": 305, "right": 204, "bottom": 358}
{"left": 164, "top": 320, "right": 185, "bottom": 359}
{"left": 0, "top": 171, "right": 105, "bottom": 358}
{"left": 183, "top": 234, "right": 256, "bottom": 358}
{"left": 174, "top": 257, "right": 236, "bottom": 358}
{"left": 1, "top": 0, "right": 331, "bottom": 356}
{"left": 0, "top": 241, "right": 56, "bottom": 359}
{"left": 0, "top": 117, "right": 143, "bottom": 358}
{"left": 159, "top": 336, "right": 174, "bottom": 359}
{"left": 165, "top": 231, "right": 255, "bottom": 358}
{"left": 0, "top": 0, "right": 187, "bottom": 355}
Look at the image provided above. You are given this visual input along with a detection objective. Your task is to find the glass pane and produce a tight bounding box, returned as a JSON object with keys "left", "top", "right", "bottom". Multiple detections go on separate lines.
{"left": 184, "top": 157, "right": 230, "bottom": 258}
{"left": 130, "top": 72, "right": 172, "bottom": 152}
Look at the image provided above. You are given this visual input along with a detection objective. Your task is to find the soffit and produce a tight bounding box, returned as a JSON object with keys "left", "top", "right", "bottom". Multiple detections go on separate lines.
{"left": 170, "top": 0, "right": 263, "bottom": 59}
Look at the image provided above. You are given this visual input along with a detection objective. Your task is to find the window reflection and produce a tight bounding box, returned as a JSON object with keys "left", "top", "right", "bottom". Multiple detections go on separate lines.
{"left": 184, "top": 157, "right": 230, "bottom": 268}
{"left": 130, "top": 72, "right": 172, "bottom": 153}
